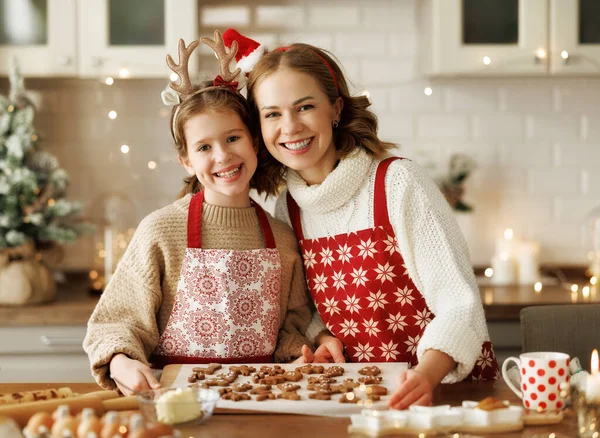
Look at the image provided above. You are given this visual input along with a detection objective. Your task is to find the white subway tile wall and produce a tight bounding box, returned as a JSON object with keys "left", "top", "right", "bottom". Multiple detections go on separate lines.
{"left": 1, "top": 0, "right": 598, "bottom": 269}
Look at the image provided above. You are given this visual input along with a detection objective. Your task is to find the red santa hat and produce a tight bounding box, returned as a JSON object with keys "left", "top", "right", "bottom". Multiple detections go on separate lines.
{"left": 223, "top": 29, "right": 266, "bottom": 74}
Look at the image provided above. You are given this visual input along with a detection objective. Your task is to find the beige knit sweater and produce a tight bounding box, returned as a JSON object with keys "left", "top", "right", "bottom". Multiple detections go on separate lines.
{"left": 83, "top": 194, "right": 312, "bottom": 390}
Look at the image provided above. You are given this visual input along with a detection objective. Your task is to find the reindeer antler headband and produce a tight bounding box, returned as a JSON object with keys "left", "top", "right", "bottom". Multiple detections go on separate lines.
{"left": 161, "top": 30, "right": 243, "bottom": 140}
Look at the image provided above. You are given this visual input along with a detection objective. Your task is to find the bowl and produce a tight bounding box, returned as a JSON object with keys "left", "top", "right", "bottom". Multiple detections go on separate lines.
{"left": 136, "top": 386, "right": 220, "bottom": 427}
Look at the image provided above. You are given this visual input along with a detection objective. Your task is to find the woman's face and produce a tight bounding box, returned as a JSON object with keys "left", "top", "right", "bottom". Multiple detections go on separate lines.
{"left": 179, "top": 109, "right": 257, "bottom": 208}
{"left": 253, "top": 67, "right": 343, "bottom": 185}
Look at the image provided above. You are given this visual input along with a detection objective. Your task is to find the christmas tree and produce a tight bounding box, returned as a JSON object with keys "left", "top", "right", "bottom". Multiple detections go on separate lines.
{"left": 0, "top": 59, "right": 92, "bottom": 251}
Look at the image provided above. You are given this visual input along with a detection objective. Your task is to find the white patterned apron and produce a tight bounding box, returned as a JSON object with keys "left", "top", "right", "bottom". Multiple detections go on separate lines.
{"left": 151, "top": 191, "right": 281, "bottom": 368}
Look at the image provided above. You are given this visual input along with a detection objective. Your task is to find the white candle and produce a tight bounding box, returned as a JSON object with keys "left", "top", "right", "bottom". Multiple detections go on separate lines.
{"left": 517, "top": 241, "right": 540, "bottom": 285}
{"left": 586, "top": 349, "right": 600, "bottom": 402}
{"left": 104, "top": 225, "right": 113, "bottom": 285}
{"left": 495, "top": 228, "right": 517, "bottom": 256}
{"left": 491, "top": 252, "right": 517, "bottom": 285}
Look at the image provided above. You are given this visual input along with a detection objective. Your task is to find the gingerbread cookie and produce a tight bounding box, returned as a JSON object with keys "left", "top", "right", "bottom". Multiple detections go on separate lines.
{"left": 306, "top": 382, "right": 331, "bottom": 391}
{"left": 358, "top": 366, "right": 381, "bottom": 376}
{"left": 277, "top": 383, "right": 301, "bottom": 393}
{"left": 216, "top": 371, "right": 239, "bottom": 384}
{"left": 308, "top": 376, "right": 337, "bottom": 384}
{"left": 329, "top": 384, "right": 350, "bottom": 394}
{"left": 277, "top": 392, "right": 301, "bottom": 401}
{"left": 358, "top": 375, "right": 383, "bottom": 385}
{"left": 366, "top": 385, "right": 388, "bottom": 396}
{"left": 308, "top": 391, "right": 331, "bottom": 400}
{"left": 259, "top": 365, "right": 285, "bottom": 376}
{"left": 343, "top": 378, "right": 360, "bottom": 389}
{"left": 218, "top": 388, "right": 233, "bottom": 396}
{"left": 229, "top": 365, "right": 256, "bottom": 376}
{"left": 232, "top": 383, "right": 253, "bottom": 392}
{"left": 256, "top": 393, "right": 277, "bottom": 401}
{"left": 249, "top": 384, "right": 272, "bottom": 393}
{"left": 192, "top": 363, "right": 222, "bottom": 375}
{"left": 324, "top": 366, "right": 345, "bottom": 377}
{"left": 187, "top": 371, "right": 205, "bottom": 383}
{"left": 476, "top": 396, "right": 508, "bottom": 411}
{"left": 258, "top": 375, "right": 286, "bottom": 385}
{"left": 222, "top": 392, "right": 251, "bottom": 402}
{"left": 339, "top": 392, "right": 359, "bottom": 404}
{"left": 295, "top": 364, "right": 325, "bottom": 374}
{"left": 283, "top": 370, "right": 303, "bottom": 382}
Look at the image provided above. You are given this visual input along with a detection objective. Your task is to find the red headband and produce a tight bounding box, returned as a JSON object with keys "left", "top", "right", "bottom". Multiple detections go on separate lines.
{"left": 275, "top": 47, "right": 339, "bottom": 93}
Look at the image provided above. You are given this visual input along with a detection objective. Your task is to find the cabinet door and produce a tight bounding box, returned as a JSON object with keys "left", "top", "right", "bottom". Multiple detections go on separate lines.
{"left": 0, "top": 354, "right": 94, "bottom": 383}
{"left": 550, "top": 0, "right": 600, "bottom": 74}
{"left": 421, "top": 0, "right": 548, "bottom": 76}
{"left": 78, "top": 0, "right": 197, "bottom": 78}
{"left": 0, "top": 0, "right": 77, "bottom": 76}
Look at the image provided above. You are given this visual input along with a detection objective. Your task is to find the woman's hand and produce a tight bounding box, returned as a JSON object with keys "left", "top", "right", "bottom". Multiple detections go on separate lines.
{"left": 388, "top": 369, "right": 433, "bottom": 410}
{"left": 313, "top": 334, "right": 345, "bottom": 363}
{"left": 388, "top": 349, "right": 456, "bottom": 409}
{"left": 109, "top": 353, "right": 160, "bottom": 396}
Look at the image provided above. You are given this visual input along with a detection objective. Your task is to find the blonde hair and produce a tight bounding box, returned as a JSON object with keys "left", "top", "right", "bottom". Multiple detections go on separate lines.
{"left": 170, "top": 81, "right": 265, "bottom": 198}
{"left": 247, "top": 44, "right": 395, "bottom": 196}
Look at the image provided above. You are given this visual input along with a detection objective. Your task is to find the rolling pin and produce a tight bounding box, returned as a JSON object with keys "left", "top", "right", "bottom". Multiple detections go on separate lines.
{"left": 0, "top": 394, "right": 138, "bottom": 427}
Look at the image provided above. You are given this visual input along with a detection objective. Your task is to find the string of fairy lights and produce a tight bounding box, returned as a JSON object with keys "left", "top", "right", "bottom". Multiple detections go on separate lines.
{"left": 86, "top": 70, "right": 179, "bottom": 291}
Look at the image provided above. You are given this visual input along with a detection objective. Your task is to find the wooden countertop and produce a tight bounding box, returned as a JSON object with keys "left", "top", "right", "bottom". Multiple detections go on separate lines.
{"left": 480, "top": 283, "right": 599, "bottom": 321}
{"left": 0, "top": 381, "right": 577, "bottom": 437}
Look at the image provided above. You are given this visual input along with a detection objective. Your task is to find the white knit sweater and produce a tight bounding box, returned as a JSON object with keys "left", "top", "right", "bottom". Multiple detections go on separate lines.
{"left": 274, "top": 149, "right": 490, "bottom": 383}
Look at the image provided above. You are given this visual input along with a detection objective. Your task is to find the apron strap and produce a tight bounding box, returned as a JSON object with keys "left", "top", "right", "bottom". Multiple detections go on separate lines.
{"left": 188, "top": 191, "right": 204, "bottom": 248}
{"left": 373, "top": 157, "right": 404, "bottom": 228}
{"left": 251, "top": 199, "right": 277, "bottom": 249}
{"left": 286, "top": 192, "right": 305, "bottom": 241}
{"left": 187, "top": 191, "right": 277, "bottom": 249}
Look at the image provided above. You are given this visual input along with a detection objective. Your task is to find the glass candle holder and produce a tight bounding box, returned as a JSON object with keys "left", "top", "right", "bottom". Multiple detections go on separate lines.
{"left": 572, "top": 381, "right": 600, "bottom": 438}
{"left": 89, "top": 192, "right": 138, "bottom": 292}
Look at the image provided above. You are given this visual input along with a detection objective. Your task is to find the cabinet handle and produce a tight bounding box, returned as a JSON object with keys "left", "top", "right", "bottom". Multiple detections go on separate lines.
{"left": 91, "top": 57, "right": 104, "bottom": 68}
{"left": 40, "top": 335, "right": 84, "bottom": 346}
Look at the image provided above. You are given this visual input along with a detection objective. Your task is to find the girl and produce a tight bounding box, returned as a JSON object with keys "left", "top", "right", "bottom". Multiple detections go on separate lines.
{"left": 223, "top": 30, "right": 499, "bottom": 409}
{"left": 83, "top": 33, "right": 312, "bottom": 395}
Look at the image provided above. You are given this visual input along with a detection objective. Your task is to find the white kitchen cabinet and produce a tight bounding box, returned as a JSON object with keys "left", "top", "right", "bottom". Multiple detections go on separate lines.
{"left": 78, "top": 0, "right": 198, "bottom": 78}
{"left": 419, "top": 0, "right": 548, "bottom": 77}
{"left": 420, "top": 0, "right": 600, "bottom": 77}
{"left": 550, "top": 0, "right": 600, "bottom": 74}
{"left": 0, "top": 0, "right": 77, "bottom": 77}
{"left": 0, "top": 326, "right": 94, "bottom": 382}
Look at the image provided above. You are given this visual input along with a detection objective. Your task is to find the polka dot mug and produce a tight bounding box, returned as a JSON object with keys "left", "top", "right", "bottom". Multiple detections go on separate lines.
{"left": 501, "top": 352, "right": 570, "bottom": 411}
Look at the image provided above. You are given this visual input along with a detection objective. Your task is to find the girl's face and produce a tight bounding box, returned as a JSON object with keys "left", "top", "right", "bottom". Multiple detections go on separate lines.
{"left": 179, "top": 110, "right": 257, "bottom": 208}
{"left": 253, "top": 67, "right": 343, "bottom": 185}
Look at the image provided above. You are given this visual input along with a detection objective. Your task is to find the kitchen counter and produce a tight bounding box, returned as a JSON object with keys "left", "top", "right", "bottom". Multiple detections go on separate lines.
{"left": 0, "top": 381, "right": 578, "bottom": 437}
{"left": 0, "top": 269, "right": 595, "bottom": 326}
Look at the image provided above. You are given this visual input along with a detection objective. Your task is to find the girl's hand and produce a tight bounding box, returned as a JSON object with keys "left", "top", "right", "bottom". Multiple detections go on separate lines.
{"left": 109, "top": 353, "right": 160, "bottom": 396}
{"left": 313, "top": 334, "right": 346, "bottom": 363}
{"left": 388, "top": 369, "right": 433, "bottom": 410}
{"left": 292, "top": 345, "right": 315, "bottom": 363}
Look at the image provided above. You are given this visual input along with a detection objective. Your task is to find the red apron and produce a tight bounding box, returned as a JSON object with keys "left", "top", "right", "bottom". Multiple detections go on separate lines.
{"left": 151, "top": 191, "right": 281, "bottom": 368}
{"left": 287, "top": 158, "right": 498, "bottom": 380}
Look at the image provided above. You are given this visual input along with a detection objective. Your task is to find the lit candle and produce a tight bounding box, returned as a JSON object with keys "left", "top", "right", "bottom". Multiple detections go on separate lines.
{"left": 517, "top": 241, "right": 540, "bottom": 285}
{"left": 586, "top": 349, "right": 600, "bottom": 402}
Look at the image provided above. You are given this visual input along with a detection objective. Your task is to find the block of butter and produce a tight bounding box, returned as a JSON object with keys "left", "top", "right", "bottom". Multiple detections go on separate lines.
{"left": 155, "top": 388, "right": 203, "bottom": 425}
